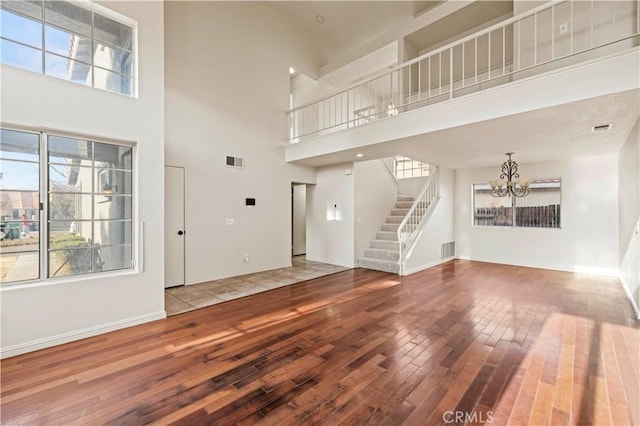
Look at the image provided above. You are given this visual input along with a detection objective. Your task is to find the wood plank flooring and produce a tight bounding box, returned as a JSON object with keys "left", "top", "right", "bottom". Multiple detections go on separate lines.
{"left": 1, "top": 260, "right": 638, "bottom": 425}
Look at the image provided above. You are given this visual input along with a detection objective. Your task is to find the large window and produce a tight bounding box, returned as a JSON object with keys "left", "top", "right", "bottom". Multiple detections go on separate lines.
{"left": 473, "top": 179, "right": 561, "bottom": 228}
{"left": 0, "top": 128, "right": 134, "bottom": 284}
{"left": 0, "top": 0, "right": 135, "bottom": 96}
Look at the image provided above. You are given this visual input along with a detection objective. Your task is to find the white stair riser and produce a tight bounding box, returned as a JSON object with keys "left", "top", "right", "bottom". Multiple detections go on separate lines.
{"left": 381, "top": 223, "right": 400, "bottom": 232}
{"left": 397, "top": 195, "right": 413, "bottom": 202}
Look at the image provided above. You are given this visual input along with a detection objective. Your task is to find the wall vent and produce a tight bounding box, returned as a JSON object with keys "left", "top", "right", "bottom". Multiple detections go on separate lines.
{"left": 592, "top": 124, "right": 612, "bottom": 132}
{"left": 441, "top": 241, "right": 455, "bottom": 260}
{"left": 226, "top": 156, "right": 244, "bottom": 168}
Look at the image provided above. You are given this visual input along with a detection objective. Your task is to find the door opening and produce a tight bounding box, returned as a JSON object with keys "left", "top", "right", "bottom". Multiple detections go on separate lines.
{"left": 292, "top": 183, "right": 307, "bottom": 257}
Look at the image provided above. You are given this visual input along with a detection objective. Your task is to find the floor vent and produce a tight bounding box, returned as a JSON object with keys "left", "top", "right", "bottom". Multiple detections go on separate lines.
{"left": 441, "top": 241, "right": 455, "bottom": 259}
{"left": 226, "top": 155, "right": 244, "bottom": 168}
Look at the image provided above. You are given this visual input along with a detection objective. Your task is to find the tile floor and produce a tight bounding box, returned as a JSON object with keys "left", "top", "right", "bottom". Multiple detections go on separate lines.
{"left": 165, "top": 256, "right": 350, "bottom": 315}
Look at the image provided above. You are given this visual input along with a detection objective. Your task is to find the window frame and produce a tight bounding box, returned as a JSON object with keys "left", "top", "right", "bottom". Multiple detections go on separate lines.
{"left": 0, "top": 0, "right": 138, "bottom": 97}
{"left": 471, "top": 178, "right": 562, "bottom": 229}
{"left": 0, "top": 125, "right": 137, "bottom": 286}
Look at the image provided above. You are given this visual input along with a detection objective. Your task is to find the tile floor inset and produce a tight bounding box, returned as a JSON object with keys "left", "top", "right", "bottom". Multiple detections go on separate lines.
{"left": 164, "top": 256, "right": 350, "bottom": 316}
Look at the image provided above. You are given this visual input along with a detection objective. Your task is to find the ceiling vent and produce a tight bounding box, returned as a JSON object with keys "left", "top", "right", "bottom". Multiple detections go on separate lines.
{"left": 226, "top": 155, "right": 244, "bottom": 168}
{"left": 592, "top": 124, "right": 612, "bottom": 132}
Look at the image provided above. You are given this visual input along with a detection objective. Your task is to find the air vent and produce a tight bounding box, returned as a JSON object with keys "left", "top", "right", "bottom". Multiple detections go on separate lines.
{"left": 441, "top": 241, "right": 455, "bottom": 260}
{"left": 226, "top": 156, "right": 244, "bottom": 168}
{"left": 592, "top": 124, "right": 612, "bottom": 132}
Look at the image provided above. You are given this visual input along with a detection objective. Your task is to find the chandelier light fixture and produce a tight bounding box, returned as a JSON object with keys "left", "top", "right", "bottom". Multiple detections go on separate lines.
{"left": 489, "top": 152, "right": 530, "bottom": 197}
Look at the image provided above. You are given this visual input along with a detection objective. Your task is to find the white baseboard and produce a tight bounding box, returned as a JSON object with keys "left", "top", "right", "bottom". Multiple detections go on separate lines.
{"left": 0, "top": 310, "right": 167, "bottom": 359}
{"left": 402, "top": 257, "right": 455, "bottom": 276}
{"left": 620, "top": 275, "right": 640, "bottom": 320}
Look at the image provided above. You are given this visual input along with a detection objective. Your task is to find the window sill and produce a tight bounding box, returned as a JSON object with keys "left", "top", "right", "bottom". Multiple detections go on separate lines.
{"left": 0, "top": 268, "right": 139, "bottom": 292}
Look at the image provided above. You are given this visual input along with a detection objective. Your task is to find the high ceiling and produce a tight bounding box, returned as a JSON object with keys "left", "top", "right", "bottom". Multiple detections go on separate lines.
{"left": 269, "top": 1, "right": 441, "bottom": 65}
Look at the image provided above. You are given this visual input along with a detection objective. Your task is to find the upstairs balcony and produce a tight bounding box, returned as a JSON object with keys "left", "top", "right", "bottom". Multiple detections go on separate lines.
{"left": 286, "top": 0, "right": 640, "bottom": 166}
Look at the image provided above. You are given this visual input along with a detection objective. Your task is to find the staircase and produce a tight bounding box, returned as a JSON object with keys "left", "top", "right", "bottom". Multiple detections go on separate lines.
{"left": 358, "top": 195, "right": 414, "bottom": 274}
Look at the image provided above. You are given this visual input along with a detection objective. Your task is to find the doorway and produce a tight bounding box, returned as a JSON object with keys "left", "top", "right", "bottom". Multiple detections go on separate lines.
{"left": 165, "top": 165, "right": 185, "bottom": 288}
{"left": 292, "top": 184, "right": 307, "bottom": 256}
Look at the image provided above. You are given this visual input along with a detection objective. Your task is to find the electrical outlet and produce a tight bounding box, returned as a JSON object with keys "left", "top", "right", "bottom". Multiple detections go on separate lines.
{"left": 535, "top": 249, "right": 541, "bottom": 256}
{"left": 243, "top": 253, "right": 249, "bottom": 263}
{"left": 559, "top": 22, "right": 569, "bottom": 34}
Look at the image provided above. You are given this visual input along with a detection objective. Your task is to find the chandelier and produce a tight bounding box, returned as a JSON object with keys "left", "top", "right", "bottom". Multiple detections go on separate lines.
{"left": 489, "top": 152, "right": 530, "bottom": 197}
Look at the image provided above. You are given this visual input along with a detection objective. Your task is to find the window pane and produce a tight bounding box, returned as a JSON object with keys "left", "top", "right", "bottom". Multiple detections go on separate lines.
{"left": 93, "top": 41, "right": 132, "bottom": 76}
{"left": 1, "top": 38, "right": 42, "bottom": 73}
{"left": 95, "top": 170, "right": 131, "bottom": 195}
{"left": 1, "top": 250, "right": 39, "bottom": 283}
{"left": 94, "top": 143, "right": 132, "bottom": 170}
{"left": 94, "top": 195, "right": 132, "bottom": 219}
{"left": 0, "top": 160, "right": 39, "bottom": 191}
{"left": 94, "top": 67, "right": 132, "bottom": 95}
{"left": 0, "top": 8, "right": 42, "bottom": 48}
{"left": 93, "top": 14, "right": 132, "bottom": 50}
{"left": 99, "top": 245, "right": 132, "bottom": 272}
{"left": 515, "top": 179, "right": 561, "bottom": 228}
{"left": 45, "top": 25, "right": 92, "bottom": 64}
{"left": 0, "top": 129, "right": 39, "bottom": 161}
{"left": 44, "top": 1, "right": 92, "bottom": 37}
{"left": 94, "top": 220, "right": 131, "bottom": 246}
{"left": 49, "top": 247, "right": 91, "bottom": 277}
{"left": 48, "top": 136, "right": 92, "bottom": 164}
{"left": 473, "top": 184, "right": 513, "bottom": 226}
{"left": 49, "top": 164, "right": 90, "bottom": 191}
{"left": 45, "top": 52, "right": 92, "bottom": 85}
{"left": 49, "top": 193, "right": 92, "bottom": 221}
{"left": 1, "top": 1, "right": 43, "bottom": 21}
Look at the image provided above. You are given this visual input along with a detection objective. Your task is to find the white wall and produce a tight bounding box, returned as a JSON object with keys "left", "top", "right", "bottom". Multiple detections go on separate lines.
{"left": 353, "top": 159, "right": 398, "bottom": 264}
{"left": 398, "top": 175, "right": 429, "bottom": 198}
{"left": 306, "top": 163, "right": 355, "bottom": 268}
{"left": 0, "top": 1, "right": 165, "bottom": 357}
{"left": 164, "top": 2, "right": 318, "bottom": 284}
{"left": 405, "top": 167, "right": 456, "bottom": 274}
{"left": 292, "top": 184, "right": 307, "bottom": 256}
{"left": 455, "top": 156, "right": 619, "bottom": 275}
{"left": 619, "top": 117, "right": 640, "bottom": 317}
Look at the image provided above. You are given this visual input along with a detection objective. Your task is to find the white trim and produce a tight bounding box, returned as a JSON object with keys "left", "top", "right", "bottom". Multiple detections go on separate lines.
{"left": 620, "top": 274, "right": 640, "bottom": 320}
{"left": 0, "top": 310, "right": 166, "bottom": 359}
{"left": 402, "top": 257, "right": 455, "bottom": 276}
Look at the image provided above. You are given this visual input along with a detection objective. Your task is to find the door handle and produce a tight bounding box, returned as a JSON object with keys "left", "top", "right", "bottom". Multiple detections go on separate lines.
{"left": 177, "top": 230, "right": 184, "bottom": 235}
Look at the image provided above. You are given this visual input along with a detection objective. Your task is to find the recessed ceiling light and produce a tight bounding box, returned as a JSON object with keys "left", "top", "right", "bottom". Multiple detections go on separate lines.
{"left": 289, "top": 67, "right": 295, "bottom": 75}
{"left": 315, "top": 15, "right": 324, "bottom": 24}
{"left": 355, "top": 153, "right": 363, "bottom": 158}
{"left": 592, "top": 123, "right": 612, "bottom": 132}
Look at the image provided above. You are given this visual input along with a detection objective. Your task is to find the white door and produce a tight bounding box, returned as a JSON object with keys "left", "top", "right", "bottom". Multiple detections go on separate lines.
{"left": 292, "top": 184, "right": 306, "bottom": 256}
{"left": 165, "top": 166, "right": 185, "bottom": 288}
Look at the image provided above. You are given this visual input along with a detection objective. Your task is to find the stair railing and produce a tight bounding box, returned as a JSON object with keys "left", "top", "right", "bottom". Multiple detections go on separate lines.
{"left": 396, "top": 166, "right": 441, "bottom": 275}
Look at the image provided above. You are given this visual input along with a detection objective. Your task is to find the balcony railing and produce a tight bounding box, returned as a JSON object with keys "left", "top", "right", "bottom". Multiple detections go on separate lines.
{"left": 288, "top": 0, "right": 640, "bottom": 141}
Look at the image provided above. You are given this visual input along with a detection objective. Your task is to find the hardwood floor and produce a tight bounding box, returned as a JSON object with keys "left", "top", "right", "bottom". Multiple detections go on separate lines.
{"left": 1, "top": 260, "right": 638, "bottom": 425}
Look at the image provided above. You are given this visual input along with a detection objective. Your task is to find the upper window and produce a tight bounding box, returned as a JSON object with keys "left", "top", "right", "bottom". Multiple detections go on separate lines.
{"left": 395, "top": 156, "right": 430, "bottom": 179}
{"left": 473, "top": 179, "right": 561, "bottom": 228}
{"left": 0, "top": 127, "right": 134, "bottom": 284}
{"left": 0, "top": 1, "right": 135, "bottom": 96}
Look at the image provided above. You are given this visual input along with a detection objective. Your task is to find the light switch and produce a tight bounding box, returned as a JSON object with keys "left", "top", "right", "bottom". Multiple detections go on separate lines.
{"left": 226, "top": 218, "right": 235, "bottom": 225}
